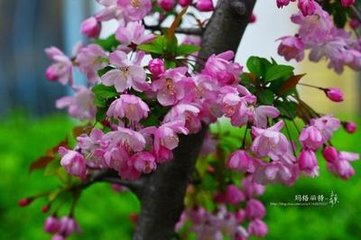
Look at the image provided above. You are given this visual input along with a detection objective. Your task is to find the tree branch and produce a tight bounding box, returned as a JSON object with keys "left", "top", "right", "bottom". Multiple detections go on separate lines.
{"left": 144, "top": 25, "right": 203, "bottom": 35}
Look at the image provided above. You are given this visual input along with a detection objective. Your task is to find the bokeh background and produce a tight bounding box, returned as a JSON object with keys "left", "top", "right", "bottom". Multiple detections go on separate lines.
{"left": 0, "top": 0, "right": 360, "bottom": 239}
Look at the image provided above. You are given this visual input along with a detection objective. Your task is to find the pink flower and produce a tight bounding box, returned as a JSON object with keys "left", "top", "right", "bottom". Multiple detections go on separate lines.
{"left": 327, "top": 151, "right": 359, "bottom": 179}
{"left": 227, "top": 150, "right": 254, "bottom": 173}
{"left": 325, "top": 88, "right": 344, "bottom": 102}
{"left": 251, "top": 121, "right": 289, "bottom": 160}
{"left": 298, "top": 149, "right": 319, "bottom": 177}
{"left": 44, "top": 216, "right": 61, "bottom": 233}
{"left": 105, "top": 127, "right": 146, "bottom": 153}
{"left": 59, "top": 147, "right": 87, "bottom": 179}
{"left": 117, "top": 0, "right": 152, "bottom": 21}
{"left": 152, "top": 67, "right": 188, "bottom": 106}
{"left": 341, "top": 0, "right": 355, "bottom": 7}
{"left": 242, "top": 176, "right": 265, "bottom": 198}
{"left": 115, "top": 21, "right": 154, "bottom": 48}
{"left": 95, "top": 0, "right": 124, "bottom": 22}
{"left": 178, "top": 0, "right": 192, "bottom": 7}
{"left": 81, "top": 17, "right": 101, "bottom": 38}
{"left": 252, "top": 105, "right": 280, "bottom": 128}
{"left": 107, "top": 94, "right": 150, "bottom": 121}
{"left": 59, "top": 216, "right": 80, "bottom": 237}
{"left": 322, "top": 146, "right": 338, "bottom": 163}
{"left": 310, "top": 115, "right": 340, "bottom": 142}
{"left": 343, "top": 121, "right": 357, "bottom": 133}
{"left": 158, "top": 0, "right": 176, "bottom": 11}
{"left": 276, "top": 0, "right": 293, "bottom": 8}
{"left": 278, "top": 36, "right": 305, "bottom": 61}
{"left": 246, "top": 199, "right": 266, "bottom": 220}
{"left": 298, "top": 0, "right": 316, "bottom": 16}
{"left": 248, "top": 219, "right": 268, "bottom": 237}
{"left": 299, "top": 125, "right": 323, "bottom": 150}
{"left": 225, "top": 185, "right": 245, "bottom": 205}
{"left": 131, "top": 151, "right": 156, "bottom": 173}
{"left": 76, "top": 44, "right": 108, "bottom": 83}
{"left": 148, "top": 58, "right": 165, "bottom": 77}
{"left": 195, "top": 0, "right": 214, "bottom": 12}
{"left": 253, "top": 160, "right": 299, "bottom": 185}
{"left": 202, "top": 51, "right": 242, "bottom": 85}
{"left": 45, "top": 47, "right": 73, "bottom": 85}
{"left": 163, "top": 104, "right": 201, "bottom": 133}
{"left": 56, "top": 86, "right": 96, "bottom": 120}
{"left": 101, "top": 50, "right": 148, "bottom": 93}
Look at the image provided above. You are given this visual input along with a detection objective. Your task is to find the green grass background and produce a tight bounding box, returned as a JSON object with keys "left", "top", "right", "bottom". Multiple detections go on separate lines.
{"left": 0, "top": 113, "right": 360, "bottom": 239}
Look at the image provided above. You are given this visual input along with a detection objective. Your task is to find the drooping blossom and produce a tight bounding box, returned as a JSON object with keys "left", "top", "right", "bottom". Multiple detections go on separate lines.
{"left": 327, "top": 151, "right": 359, "bottom": 179}
{"left": 248, "top": 219, "right": 268, "bottom": 237}
{"left": 225, "top": 185, "right": 245, "bottom": 205}
{"left": 310, "top": 115, "right": 340, "bottom": 142}
{"left": 325, "top": 88, "right": 344, "bottom": 102}
{"left": 44, "top": 216, "right": 62, "bottom": 234}
{"left": 81, "top": 17, "right": 101, "bottom": 38}
{"left": 245, "top": 199, "right": 266, "bottom": 220}
{"left": 58, "top": 147, "right": 87, "bottom": 179}
{"left": 299, "top": 125, "right": 323, "bottom": 150}
{"left": 56, "top": 86, "right": 97, "bottom": 120}
{"left": 277, "top": 36, "right": 305, "bottom": 61}
{"left": 131, "top": 151, "right": 157, "bottom": 174}
{"left": 76, "top": 44, "right": 108, "bottom": 83}
{"left": 101, "top": 50, "right": 149, "bottom": 92}
{"left": 107, "top": 94, "right": 150, "bottom": 122}
{"left": 195, "top": 0, "right": 214, "bottom": 11}
{"left": 322, "top": 146, "right": 338, "bottom": 163}
{"left": 163, "top": 103, "right": 201, "bottom": 133}
{"left": 227, "top": 150, "right": 255, "bottom": 173}
{"left": 45, "top": 47, "right": 73, "bottom": 85}
{"left": 298, "top": 149, "right": 319, "bottom": 177}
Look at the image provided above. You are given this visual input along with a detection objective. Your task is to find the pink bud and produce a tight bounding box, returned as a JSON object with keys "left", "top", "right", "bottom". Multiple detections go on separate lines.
{"left": 59, "top": 147, "right": 87, "bottom": 179}
{"left": 343, "top": 121, "right": 357, "bottom": 133}
{"left": 148, "top": 58, "right": 165, "bottom": 77}
{"left": 249, "top": 13, "right": 256, "bottom": 23}
{"left": 227, "top": 150, "right": 252, "bottom": 172}
{"left": 178, "top": 0, "right": 192, "bottom": 7}
{"left": 298, "top": 149, "right": 319, "bottom": 177}
{"left": 195, "top": 0, "right": 214, "bottom": 12}
{"left": 81, "top": 17, "right": 101, "bottom": 38}
{"left": 322, "top": 146, "right": 338, "bottom": 163}
{"left": 225, "top": 185, "right": 245, "bottom": 205}
{"left": 42, "top": 205, "right": 50, "bottom": 213}
{"left": 59, "top": 216, "right": 79, "bottom": 237}
{"left": 158, "top": 0, "right": 176, "bottom": 11}
{"left": 44, "top": 216, "right": 61, "bottom": 233}
{"left": 52, "top": 235, "right": 65, "bottom": 240}
{"left": 235, "top": 209, "right": 246, "bottom": 223}
{"left": 341, "top": 0, "right": 355, "bottom": 7}
{"left": 349, "top": 18, "right": 361, "bottom": 29}
{"left": 248, "top": 219, "right": 268, "bottom": 237}
{"left": 18, "top": 197, "right": 34, "bottom": 207}
{"left": 246, "top": 199, "right": 266, "bottom": 220}
{"left": 45, "top": 66, "right": 58, "bottom": 81}
{"left": 325, "top": 88, "right": 344, "bottom": 102}
{"left": 298, "top": 0, "right": 316, "bottom": 16}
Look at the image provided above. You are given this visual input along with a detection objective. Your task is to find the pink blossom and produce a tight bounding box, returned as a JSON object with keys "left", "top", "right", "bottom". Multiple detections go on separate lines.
{"left": 298, "top": 0, "right": 316, "bottom": 16}
{"left": 327, "top": 151, "right": 359, "bottom": 179}
{"left": 178, "top": 0, "right": 192, "bottom": 7}
{"left": 59, "top": 147, "right": 87, "bottom": 179}
{"left": 131, "top": 151, "right": 156, "bottom": 173}
{"left": 310, "top": 115, "right": 340, "bottom": 142}
{"left": 276, "top": 0, "right": 293, "bottom": 8}
{"left": 298, "top": 149, "right": 319, "bottom": 177}
{"left": 105, "top": 127, "right": 146, "bottom": 153}
{"left": 101, "top": 50, "right": 148, "bottom": 92}
{"left": 278, "top": 36, "right": 305, "bottom": 61}
{"left": 325, "top": 88, "right": 344, "bottom": 102}
{"left": 252, "top": 105, "right": 280, "bottom": 128}
{"left": 116, "top": 0, "right": 152, "bottom": 21}
{"left": 322, "top": 146, "right": 338, "bottom": 163}
{"left": 227, "top": 150, "right": 254, "bottom": 173}
{"left": 52, "top": 234, "right": 65, "bottom": 240}
{"left": 152, "top": 67, "right": 188, "bottom": 106}
{"left": 202, "top": 51, "right": 242, "bottom": 85}
{"left": 115, "top": 21, "right": 154, "bottom": 48}
{"left": 148, "top": 58, "right": 165, "bottom": 77}
{"left": 341, "top": 0, "right": 355, "bottom": 7}
{"left": 81, "top": 17, "right": 101, "bottom": 38}
{"left": 95, "top": 0, "right": 124, "bottom": 22}
{"left": 253, "top": 160, "right": 299, "bottom": 185}
{"left": 59, "top": 216, "right": 80, "bottom": 237}
{"left": 77, "top": 129, "right": 107, "bottom": 167}
{"left": 76, "top": 44, "right": 108, "bottom": 83}
{"left": 158, "top": 0, "right": 176, "bottom": 11}
{"left": 45, "top": 47, "right": 73, "bottom": 85}
{"left": 44, "top": 216, "right": 61, "bottom": 233}
{"left": 225, "top": 185, "right": 245, "bottom": 205}
{"left": 251, "top": 121, "right": 289, "bottom": 160}
{"left": 163, "top": 104, "right": 201, "bottom": 133}
{"left": 343, "top": 121, "right": 357, "bottom": 133}
{"left": 246, "top": 199, "right": 266, "bottom": 220}
{"left": 56, "top": 86, "right": 96, "bottom": 120}
{"left": 195, "top": 0, "right": 214, "bottom": 12}
{"left": 242, "top": 176, "right": 265, "bottom": 198}
{"left": 248, "top": 219, "right": 268, "bottom": 237}
{"left": 299, "top": 125, "right": 323, "bottom": 150}
{"left": 107, "top": 94, "right": 150, "bottom": 121}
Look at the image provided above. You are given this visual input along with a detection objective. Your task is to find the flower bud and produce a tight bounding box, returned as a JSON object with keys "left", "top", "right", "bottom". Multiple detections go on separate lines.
{"left": 325, "top": 88, "right": 344, "bottom": 102}
{"left": 298, "top": 149, "right": 319, "bottom": 177}
{"left": 44, "top": 216, "right": 61, "bottom": 233}
{"left": 225, "top": 185, "right": 245, "bottom": 205}
{"left": 158, "top": 0, "right": 176, "bottom": 11}
{"left": 195, "top": 0, "right": 214, "bottom": 12}
{"left": 59, "top": 216, "right": 79, "bottom": 237}
{"left": 148, "top": 58, "right": 165, "bottom": 77}
{"left": 246, "top": 199, "right": 265, "bottom": 220}
{"left": 322, "top": 146, "right": 338, "bottom": 163}
{"left": 343, "top": 121, "right": 357, "bottom": 133}
{"left": 18, "top": 197, "right": 34, "bottom": 207}
{"left": 341, "top": 0, "right": 355, "bottom": 7}
{"left": 59, "top": 147, "right": 87, "bottom": 179}
{"left": 248, "top": 219, "right": 268, "bottom": 237}
{"left": 42, "top": 204, "right": 50, "bottom": 213}
{"left": 81, "top": 17, "right": 101, "bottom": 38}
{"left": 178, "top": 0, "right": 192, "bottom": 7}
{"left": 45, "top": 66, "right": 58, "bottom": 81}
{"left": 249, "top": 13, "right": 256, "bottom": 23}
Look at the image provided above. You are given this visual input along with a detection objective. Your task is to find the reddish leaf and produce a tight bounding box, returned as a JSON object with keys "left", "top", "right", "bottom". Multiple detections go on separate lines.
{"left": 72, "top": 124, "right": 92, "bottom": 138}
{"left": 277, "top": 74, "right": 306, "bottom": 96}
{"left": 167, "top": 7, "right": 188, "bottom": 41}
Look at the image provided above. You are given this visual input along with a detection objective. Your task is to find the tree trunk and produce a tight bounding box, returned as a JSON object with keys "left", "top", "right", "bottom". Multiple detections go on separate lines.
{"left": 133, "top": 1, "right": 257, "bottom": 239}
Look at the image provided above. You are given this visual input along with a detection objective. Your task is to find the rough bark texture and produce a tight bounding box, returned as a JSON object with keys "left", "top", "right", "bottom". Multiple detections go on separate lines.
{"left": 133, "top": 1, "right": 256, "bottom": 239}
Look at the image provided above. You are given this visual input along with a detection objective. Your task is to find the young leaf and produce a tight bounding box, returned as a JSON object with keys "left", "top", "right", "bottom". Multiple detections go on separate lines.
{"left": 92, "top": 84, "right": 118, "bottom": 99}
{"left": 95, "top": 34, "right": 119, "bottom": 51}
{"left": 277, "top": 74, "right": 306, "bottom": 96}
{"left": 264, "top": 64, "right": 294, "bottom": 82}
{"left": 246, "top": 56, "right": 271, "bottom": 78}
{"left": 176, "top": 44, "right": 200, "bottom": 56}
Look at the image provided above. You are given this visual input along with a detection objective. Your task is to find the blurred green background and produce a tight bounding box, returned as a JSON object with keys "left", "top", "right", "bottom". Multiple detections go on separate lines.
{"left": 1, "top": 113, "right": 360, "bottom": 240}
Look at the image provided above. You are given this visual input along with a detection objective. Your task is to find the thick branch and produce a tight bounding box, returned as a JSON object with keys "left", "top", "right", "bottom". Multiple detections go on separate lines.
{"left": 134, "top": 1, "right": 256, "bottom": 239}
{"left": 144, "top": 25, "right": 203, "bottom": 35}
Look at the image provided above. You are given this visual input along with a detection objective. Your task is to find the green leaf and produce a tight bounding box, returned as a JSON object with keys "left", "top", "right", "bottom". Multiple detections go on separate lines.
{"left": 96, "top": 107, "right": 107, "bottom": 122}
{"left": 257, "top": 89, "right": 275, "bottom": 105}
{"left": 92, "top": 84, "right": 118, "bottom": 99}
{"left": 276, "top": 100, "right": 297, "bottom": 120}
{"left": 246, "top": 56, "right": 271, "bottom": 78}
{"left": 264, "top": 64, "right": 294, "bottom": 82}
{"left": 95, "top": 34, "right": 119, "bottom": 51}
{"left": 176, "top": 44, "right": 200, "bottom": 56}
{"left": 137, "top": 35, "right": 165, "bottom": 54}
